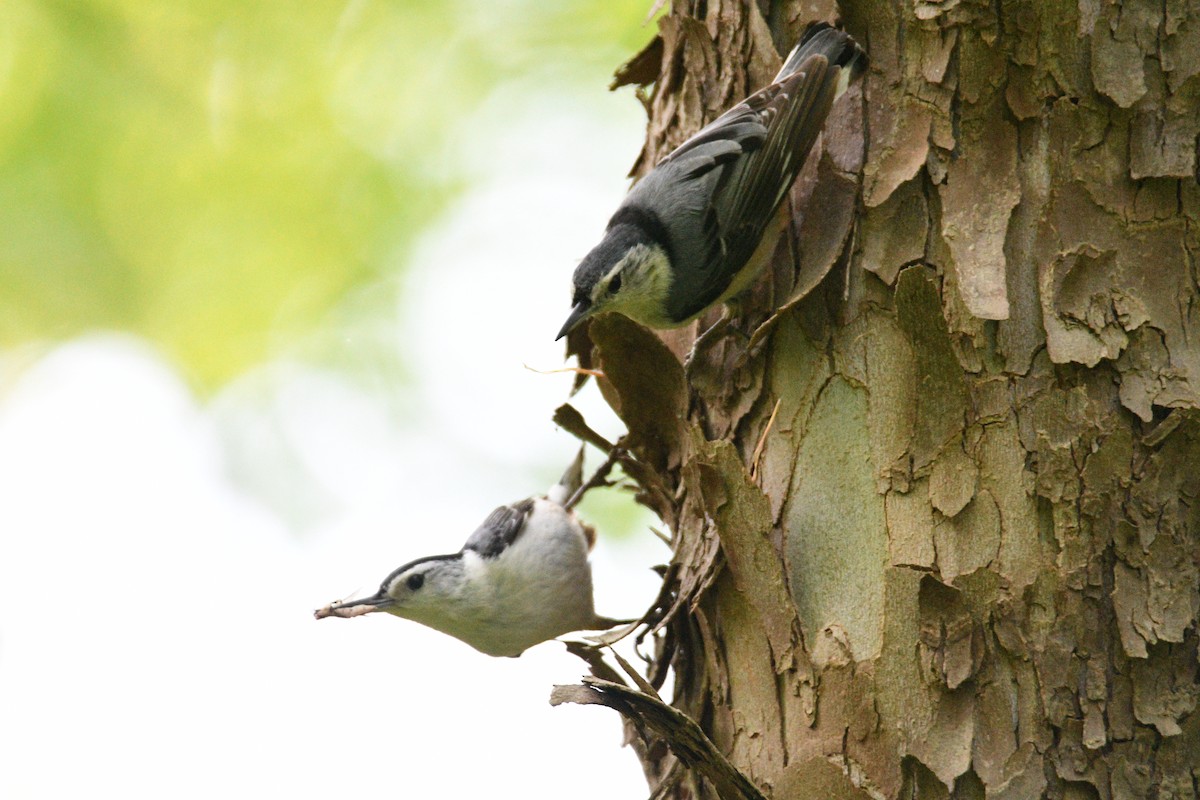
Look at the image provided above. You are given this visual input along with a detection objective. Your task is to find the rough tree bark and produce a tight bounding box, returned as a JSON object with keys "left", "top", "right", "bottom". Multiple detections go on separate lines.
{"left": 555, "top": 1, "right": 1200, "bottom": 798}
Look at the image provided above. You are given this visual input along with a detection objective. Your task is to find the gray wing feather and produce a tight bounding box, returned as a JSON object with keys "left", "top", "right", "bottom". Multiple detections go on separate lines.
{"left": 714, "top": 58, "right": 835, "bottom": 263}
{"left": 462, "top": 498, "right": 535, "bottom": 559}
{"left": 616, "top": 52, "right": 838, "bottom": 321}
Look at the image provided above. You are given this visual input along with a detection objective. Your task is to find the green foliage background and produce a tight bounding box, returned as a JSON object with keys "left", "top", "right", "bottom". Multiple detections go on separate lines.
{"left": 1, "top": 0, "right": 653, "bottom": 386}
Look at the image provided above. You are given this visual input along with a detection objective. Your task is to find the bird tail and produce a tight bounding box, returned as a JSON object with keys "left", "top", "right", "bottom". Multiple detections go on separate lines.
{"left": 776, "top": 22, "right": 868, "bottom": 96}
{"left": 547, "top": 446, "right": 586, "bottom": 507}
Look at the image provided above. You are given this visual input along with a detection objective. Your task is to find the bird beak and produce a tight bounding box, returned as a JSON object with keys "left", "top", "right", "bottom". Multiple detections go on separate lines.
{"left": 314, "top": 591, "right": 394, "bottom": 620}
{"left": 556, "top": 301, "right": 592, "bottom": 341}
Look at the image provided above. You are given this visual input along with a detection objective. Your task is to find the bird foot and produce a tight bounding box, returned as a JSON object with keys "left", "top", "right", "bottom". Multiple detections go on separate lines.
{"left": 564, "top": 445, "right": 628, "bottom": 510}
{"left": 684, "top": 309, "right": 755, "bottom": 379}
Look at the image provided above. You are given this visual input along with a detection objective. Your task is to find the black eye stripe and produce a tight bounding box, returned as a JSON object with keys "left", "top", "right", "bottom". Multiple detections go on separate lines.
{"left": 407, "top": 573, "right": 425, "bottom": 591}
{"left": 609, "top": 274, "right": 622, "bottom": 294}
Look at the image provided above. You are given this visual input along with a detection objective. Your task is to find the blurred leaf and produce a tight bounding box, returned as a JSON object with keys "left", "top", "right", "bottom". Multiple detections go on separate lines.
{"left": 0, "top": 0, "right": 658, "bottom": 387}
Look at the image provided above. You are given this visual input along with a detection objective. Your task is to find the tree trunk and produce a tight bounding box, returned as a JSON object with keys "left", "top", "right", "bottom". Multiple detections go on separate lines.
{"left": 559, "top": 1, "right": 1200, "bottom": 798}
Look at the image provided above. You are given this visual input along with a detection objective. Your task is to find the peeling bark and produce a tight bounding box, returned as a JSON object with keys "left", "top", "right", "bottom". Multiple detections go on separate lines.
{"left": 568, "top": 1, "right": 1200, "bottom": 797}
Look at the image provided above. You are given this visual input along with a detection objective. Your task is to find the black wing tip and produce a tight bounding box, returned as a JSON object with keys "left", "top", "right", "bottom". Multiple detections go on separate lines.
{"left": 799, "top": 21, "right": 835, "bottom": 45}
{"left": 787, "top": 22, "right": 868, "bottom": 78}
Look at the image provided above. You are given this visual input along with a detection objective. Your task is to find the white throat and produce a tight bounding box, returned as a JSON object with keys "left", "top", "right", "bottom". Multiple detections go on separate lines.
{"left": 604, "top": 243, "right": 676, "bottom": 328}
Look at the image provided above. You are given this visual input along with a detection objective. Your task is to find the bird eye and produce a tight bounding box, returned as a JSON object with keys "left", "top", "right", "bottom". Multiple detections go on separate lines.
{"left": 406, "top": 573, "right": 425, "bottom": 591}
{"left": 609, "top": 274, "right": 622, "bottom": 294}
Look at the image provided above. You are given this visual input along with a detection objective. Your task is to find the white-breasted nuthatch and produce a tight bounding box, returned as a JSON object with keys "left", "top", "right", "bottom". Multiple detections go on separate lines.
{"left": 314, "top": 449, "right": 627, "bottom": 657}
{"left": 557, "top": 23, "right": 867, "bottom": 339}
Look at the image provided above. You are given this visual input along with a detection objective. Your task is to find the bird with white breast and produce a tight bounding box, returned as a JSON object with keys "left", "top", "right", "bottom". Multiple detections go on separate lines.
{"left": 315, "top": 448, "right": 628, "bottom": 658}
{"left": 557, "top": 23, "right": 867, "bottom": 340}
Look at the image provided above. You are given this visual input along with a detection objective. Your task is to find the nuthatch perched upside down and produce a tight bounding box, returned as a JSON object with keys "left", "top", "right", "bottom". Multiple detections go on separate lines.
{"left": 558, "top": 23, "right": 867, "bottom": 339}
{"left": 315, "top": 449, "right": 626, "bottom": 657}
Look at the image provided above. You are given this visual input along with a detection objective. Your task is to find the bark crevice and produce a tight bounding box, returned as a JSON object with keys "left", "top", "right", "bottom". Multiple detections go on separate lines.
{"left": 563, "top": 1, "right": 1200, "bottom": 797}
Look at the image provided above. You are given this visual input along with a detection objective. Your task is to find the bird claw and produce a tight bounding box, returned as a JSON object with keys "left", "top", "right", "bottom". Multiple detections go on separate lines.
{"left": 684, "top": 310, "right": 756, "bottom": 379}
{"left": 564, "top": 444, "right": 628, "bottom": 510}
{"left": 683, "top": 288, "right": 761, "bottom": 367}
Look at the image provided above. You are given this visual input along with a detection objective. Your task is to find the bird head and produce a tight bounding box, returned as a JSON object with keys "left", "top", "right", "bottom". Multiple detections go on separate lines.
{"left": 557, "top": 224, "right": 673, "bottom": 338}
{"left": 315, "top": 554, "right": 469, "bottom": 627}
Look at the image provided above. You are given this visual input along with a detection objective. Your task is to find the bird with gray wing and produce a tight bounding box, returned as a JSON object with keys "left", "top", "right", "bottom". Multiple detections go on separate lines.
{"left": 557, "top": 23, "right": 867, "bottom": 340}
{"left": 315, "top": 448, "right": 627, "bottom": 658}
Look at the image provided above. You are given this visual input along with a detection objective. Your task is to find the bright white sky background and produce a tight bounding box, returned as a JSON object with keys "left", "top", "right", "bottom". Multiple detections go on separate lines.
{"left": 0, "top": 77, "right": 666, "bottom": 796}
